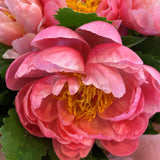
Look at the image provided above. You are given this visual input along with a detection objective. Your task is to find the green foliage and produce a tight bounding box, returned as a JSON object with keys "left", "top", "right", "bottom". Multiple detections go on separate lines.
{"left": 144, "top": 120, "right": 158, "bottom": 135}
{"left": 0, "top": 43, "right": 12, "bottom": 79}
{"left": 122, "top": 36, "right": 146, "bottom": 48}
{"left": 55, "top": 8, "right": 112, "bottom": 30}
{"left": 131, "top": 36, "right": 160, "bottom": 56}
{"left": 0, "top": 108, "right": 58, "bottom": 160}
{"left": 81, "top": 144, "right": 108, "bottom": 160}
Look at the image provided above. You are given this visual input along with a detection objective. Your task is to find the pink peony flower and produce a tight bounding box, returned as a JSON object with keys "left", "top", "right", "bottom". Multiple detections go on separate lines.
{"left": 120, "top": 0, "right": 160, "bottom": 35}
{"left": 5, "top": 21, "right": 160, "bottom": 160}
{"left": 0, "top": 0, "right": 43, "bottom": 58}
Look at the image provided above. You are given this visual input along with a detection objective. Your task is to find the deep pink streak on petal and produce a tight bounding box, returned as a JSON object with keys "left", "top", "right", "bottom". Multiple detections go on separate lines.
{"left": 76, "top": 21, "right": 122, "bottom": 48}
{"left": 83, "top": 63, "right": 126, "bottom": 98}
{"left": 101, "top": 138, "right": 139, "bottom": 156}
{"left": 5, "top": 52, "right": 37, "bottom": 90}
{"left": 87, "top": 43, "right": 143, "bottom": 70}
{"left": 15, "top": 81, "right": 44, "bottom": 137}
{"left": 33, "top": 46, "right": 85, "bottom": 73}
{"left": 31, "top": 26, "right": 91, "bottom": 60}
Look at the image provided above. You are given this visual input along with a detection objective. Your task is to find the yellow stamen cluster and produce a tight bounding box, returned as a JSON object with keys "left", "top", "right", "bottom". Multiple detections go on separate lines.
{"left": 66, "top": 0, "right": 101, "bottom": 13}
{"left": 57, "top": 74, "right": 113, "bottom": 121}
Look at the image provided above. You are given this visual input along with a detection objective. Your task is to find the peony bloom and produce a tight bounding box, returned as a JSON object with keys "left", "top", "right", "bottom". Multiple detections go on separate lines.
{"left": 1, "top": 0, "right": 43, "bottom": 58}
{"left": 5, "top": 21, "right": 160, "bottom": 160}
{"left": 120, "top": 0, "right": 160, "bottom": 35}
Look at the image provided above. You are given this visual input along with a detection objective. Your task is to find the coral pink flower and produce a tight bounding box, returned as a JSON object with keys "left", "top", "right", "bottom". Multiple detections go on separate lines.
{"left": 120, "top": 0, "right": 160, "bottom": 35}
{"left": 5, "top": 21, "right": 160, "bottom": 160}
{"left": 0, "top": 0, "right": 43, "bottom": 58}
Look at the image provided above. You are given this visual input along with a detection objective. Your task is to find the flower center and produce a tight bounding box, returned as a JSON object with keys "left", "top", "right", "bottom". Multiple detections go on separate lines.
{"left": 66, "top": 0, "right": 101, "bottom": 13}
{"left": 58, "top": 74, "right": 114, "bottom": 121}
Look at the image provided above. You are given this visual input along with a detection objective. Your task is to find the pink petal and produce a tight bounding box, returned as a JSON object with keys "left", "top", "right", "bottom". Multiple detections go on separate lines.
{"left": 99, "top": 84, "right": 144, "bottom": 121}
{"left": 52, "top": 139, "right": 93, "bottom": 160}
{"left": 76, "top": 21, "right": 122, "bottom": 48}
{"left": 87, "top": 43, "right": 143, "bottom": 72}
{"left": 33, "top": 46, "right": 85, "bottom": 73}
{"left": 0, "top": 21, "right": 24, "bottom": 45}
{"left": 2, "top": 49, "right": 20, "bottom": 59}
{"left": 12, "top": 33, "right": 36, "bottom": 55}
{"left": 101, "top": 138, "right": 139, "bottom": 156}
{"left": 5, "top": 52, "right": 37, "bottom": 90}
{"left": 15, "top": 81, "right": 44, "bottom": 137}
{"left": 57, "top": 100, "right": 75, "bottom": 126}
{"left": 5, "top": 0, "right": 43, "bottom": 33}
{"left": 83, "top": 63, "right": 126, "bottom": 98}
{"left": 31, "top": 26, "right": 91, "bottom": 60}
{"left": 141, "top": 65, "right": 160, "bottom": 116}
{"left": 109, "top": 134, "right": 160, "bottom": 160}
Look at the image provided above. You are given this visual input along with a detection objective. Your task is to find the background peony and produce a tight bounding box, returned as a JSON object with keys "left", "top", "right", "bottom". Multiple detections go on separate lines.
{"left": 120, "top": 0, "right": 160, "bottom": 35}
{"left": 5, "top": 21, "right": 160, "bottom": 160}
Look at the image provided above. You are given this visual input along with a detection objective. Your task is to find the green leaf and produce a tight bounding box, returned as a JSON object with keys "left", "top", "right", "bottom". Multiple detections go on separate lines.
{"left": 0, "top": 108, "right": 58, "bottom": 160}
{"left": 138, "top": 52, "right": 160, "bottom": 72}
{"left": 81, "top": 144, "right": 108, "bottom": 160}
{"left": 144, "top": 120, "right": 158, "bottom": 135}
{"left": 55, "top": 8, "right": 112, "bottom": 30}
{"left": 0, "top": 43, "right": 12, "bottom": 79}
{"left": 131, "top": 36, "right": 160, "bottom": 56}
{"left": 122, "top": 36, "right": 146, "bottom": 48}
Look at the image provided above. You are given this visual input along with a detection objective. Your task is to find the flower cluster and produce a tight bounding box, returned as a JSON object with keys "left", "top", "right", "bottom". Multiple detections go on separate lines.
{"left": 1, "top": 0, "right": 160, "bottom": 160}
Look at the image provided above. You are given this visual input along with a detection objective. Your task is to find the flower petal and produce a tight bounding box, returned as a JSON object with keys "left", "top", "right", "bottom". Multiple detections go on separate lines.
{"left": 87, "top": 43, "right": 143, "bottom": 72}
{"left": 31, "top": 26, "right": 91, "bottom": 60}
{"left": 101, "top": 138, "right": 139, "bottom": 156}
{"left": 76, "top": 21, "right": 122, "bottom": 48}
{"left": 83, "top": 63, "right": 126, "bottom": 98}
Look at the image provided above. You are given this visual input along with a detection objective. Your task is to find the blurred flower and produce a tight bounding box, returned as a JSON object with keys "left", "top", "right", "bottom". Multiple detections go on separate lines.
{"left": 1, "top": 0, "right": 43, "bottom": 58}
{"left": 5, "top": 21, "right": 160, "bottom": 160}
{"left": 108, "top": 134, "right": 160, "bottom": 160}
{"left": 120, "top": 0, "right": 160, "bottom": 35}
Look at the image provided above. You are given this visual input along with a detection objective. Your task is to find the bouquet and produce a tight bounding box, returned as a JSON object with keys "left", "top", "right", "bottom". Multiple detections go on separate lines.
{"left": 1, "top": 0, "right": 160, "bottom": 160}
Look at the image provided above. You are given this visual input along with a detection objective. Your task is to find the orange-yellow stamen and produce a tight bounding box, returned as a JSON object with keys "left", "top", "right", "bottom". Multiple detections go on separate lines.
{"left": 2, "top": 9, "right": 15, "bottom": 21}
{"left": 66, "top": 0, "right": 101, "bottom": 13}
{"left": 57, "top": 73, "right": 114, "bottom": 121}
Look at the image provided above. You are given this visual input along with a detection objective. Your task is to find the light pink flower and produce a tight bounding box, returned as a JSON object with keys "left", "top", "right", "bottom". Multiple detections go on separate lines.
{"left": 5, "top": 21, "right": 160, "bottom": 160}
{"left": 1, "top": 0, "right": 43, "bottom": 58}
{"left": 120, "top": 0, "right": 160, "bottom": 35}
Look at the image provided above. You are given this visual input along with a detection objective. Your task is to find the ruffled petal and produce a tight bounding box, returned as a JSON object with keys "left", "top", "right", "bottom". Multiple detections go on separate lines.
{"left": 87, "top": 43, "right": 143, "bottom": 72}
{"left": 101, "top": 138, "right": 139, "bottom": 156}
{"left": 83, "top": 63, "right": 126, "bottom": 98}
{"left": 76, "top": 21, "right": 122, "bottom": 48}
{"left": 31, "top": 26, "right": 91, "bottom": 60}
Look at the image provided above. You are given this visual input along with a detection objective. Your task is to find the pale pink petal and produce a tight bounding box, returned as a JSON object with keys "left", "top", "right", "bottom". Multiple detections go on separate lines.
{"left": 101, "top": 138, "right": 139, "bottom": 156}
{"left": 12, "top": 33, "right": 36, "bottom": 55}
{"left": 141, "top": 65, "right": 160, "bottom": 116}
{"left": 5, "top": 0, "right": 43, "bottom": 33}
{"left": 0, "top": 21, "right": 24, "bottom": 45}
{"left": 83, "top": 63, "right": 126, "bottom": 98}
{"left": 87, "top": 43, "right": 143, "bottom": 72}
{"left": 2, "top": 49, "right": 20, "bottom": 59}
{"left": 76, "top": 21, "right": 122, "bottom": 48}
{"left": 31, "top": 26, "right": 91, "bottom": 60}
